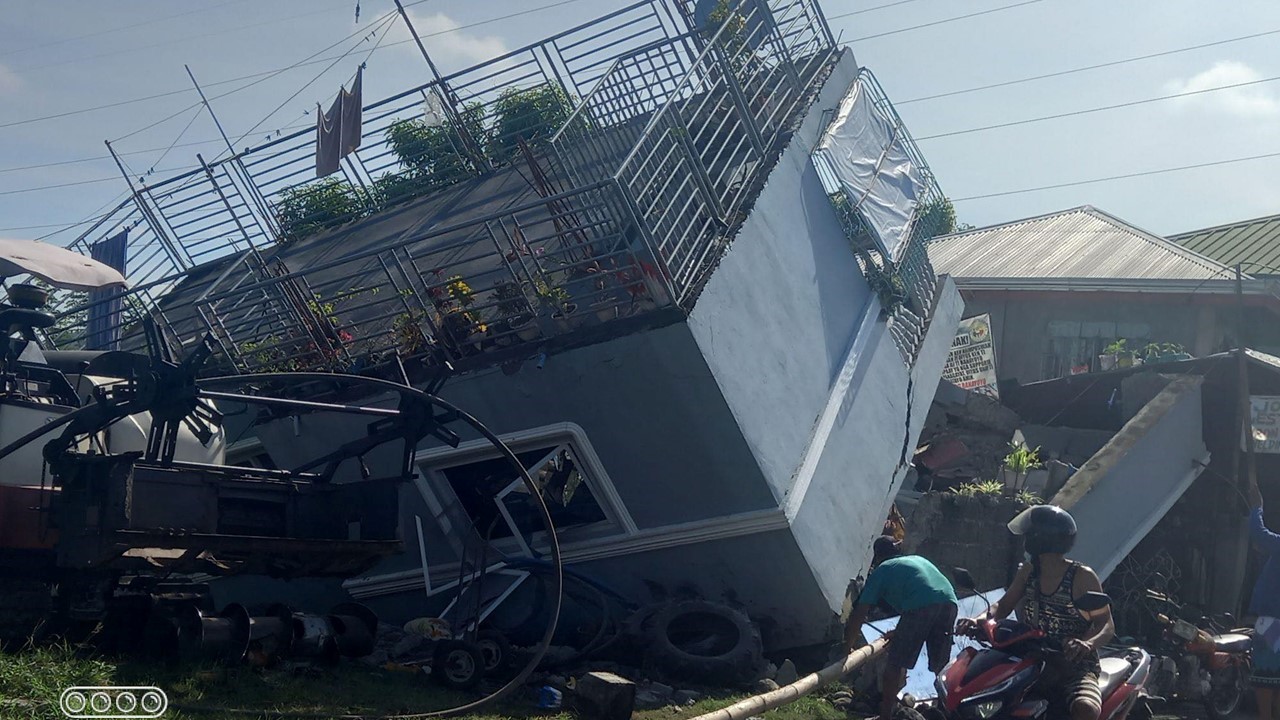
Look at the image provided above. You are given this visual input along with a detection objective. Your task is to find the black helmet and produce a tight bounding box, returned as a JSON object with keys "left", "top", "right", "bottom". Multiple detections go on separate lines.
{"left": 1008, "top": 505, "right": 1077, "bottom": 556}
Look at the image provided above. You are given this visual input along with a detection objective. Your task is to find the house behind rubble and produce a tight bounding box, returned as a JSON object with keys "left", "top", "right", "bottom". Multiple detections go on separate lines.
{"left": 929, "top": 206, "right": 1280, "bottom": 385}
{"left": 41, "top": 0, "right": 963, "bottom": 650}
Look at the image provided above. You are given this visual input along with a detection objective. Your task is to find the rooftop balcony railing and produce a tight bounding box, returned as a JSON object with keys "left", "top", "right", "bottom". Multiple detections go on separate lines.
{"left": 41, "top": 0, "right": 840, "bottom": 378}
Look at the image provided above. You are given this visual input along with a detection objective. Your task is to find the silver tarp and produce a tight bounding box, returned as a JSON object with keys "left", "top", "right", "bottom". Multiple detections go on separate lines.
{"left": 813, "top": 79, "right": 924, "bottom": 261}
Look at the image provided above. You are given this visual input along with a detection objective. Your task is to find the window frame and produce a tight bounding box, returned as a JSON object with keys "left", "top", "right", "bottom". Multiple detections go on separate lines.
{"left": 413, "top": 422, "right": 637, "bottom": 556}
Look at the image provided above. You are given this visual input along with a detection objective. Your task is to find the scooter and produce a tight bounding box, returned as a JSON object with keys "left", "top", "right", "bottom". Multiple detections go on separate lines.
{"left": 920, "top": 569, "right": 1154, "bottom": 720}
{"left": 1141, "top": 587, "right": 1252, "bottom": 719}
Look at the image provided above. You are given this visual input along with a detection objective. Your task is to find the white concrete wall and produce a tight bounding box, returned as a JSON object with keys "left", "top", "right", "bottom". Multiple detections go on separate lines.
{"left": 787, "top": 279, "right": 963, "bottom": 609}
{"left": 686, "top": 49, "right": 868, "bottom": 503}
{"left": 686, "top": 44, "right": 966, "bottom": 613}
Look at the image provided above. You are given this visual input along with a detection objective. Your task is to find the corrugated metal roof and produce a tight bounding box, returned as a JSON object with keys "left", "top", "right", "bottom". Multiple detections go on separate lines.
{"left": 1170, "top": 212, "right": 1280, "bottom": 275}
{"left": 929, "top": 206, "right": 1233, "bottom": 282}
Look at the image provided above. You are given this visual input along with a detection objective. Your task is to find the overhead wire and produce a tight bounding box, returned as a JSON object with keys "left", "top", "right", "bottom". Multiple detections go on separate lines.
{"left": 839, "top": 0, "right": 1046, "bottom": 39}
{"left": 916, "top": 72, "right": 1280, "bottom": 141}
{"left": 897, "top": 26, "right": 1280, "bottom": 105}
{"left": 0, "top": 0, "right": 587, "bottom": 132}
{"left": 0, "top": 0, "right": 251, "bottom": 58}
{"left": 951, "top": 150, "right": 1280, "bottom": 202}
{"left": 212, "top": 11, "right": 399, "bottom": 163}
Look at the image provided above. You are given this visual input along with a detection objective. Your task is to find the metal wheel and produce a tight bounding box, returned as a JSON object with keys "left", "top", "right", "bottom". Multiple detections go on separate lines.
{"left": 1205, "top": 664, "right": 1245, "bottom": 720}
{"left": 433, "top": 639, "right": 484, "bottom": 691}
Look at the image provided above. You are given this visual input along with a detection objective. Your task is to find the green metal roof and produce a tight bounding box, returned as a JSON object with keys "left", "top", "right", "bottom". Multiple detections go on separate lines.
{"left": 1170, "top": 212, "right": 1280, "bottom": 275}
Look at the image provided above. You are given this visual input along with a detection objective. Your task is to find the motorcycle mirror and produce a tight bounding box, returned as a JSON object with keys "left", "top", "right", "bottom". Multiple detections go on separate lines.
{"left": 953, "top": 567, "right": 977, "bottom": 592}
{"left": 1075, "top": 591, "right": 1111, "bottom": 614}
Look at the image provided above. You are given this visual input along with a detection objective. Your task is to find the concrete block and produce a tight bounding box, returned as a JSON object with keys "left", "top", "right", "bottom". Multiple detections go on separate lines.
{"left": 575, "top": 671, "right": 636, "bottom": 720}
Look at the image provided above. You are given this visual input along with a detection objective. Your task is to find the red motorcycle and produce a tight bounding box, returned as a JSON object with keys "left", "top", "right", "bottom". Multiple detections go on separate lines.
{"left": 1141, "top": 588, "right": 1252, "bottom": 719}
{"left": 920, "top": 572, "right": 1153, "bottom": 720}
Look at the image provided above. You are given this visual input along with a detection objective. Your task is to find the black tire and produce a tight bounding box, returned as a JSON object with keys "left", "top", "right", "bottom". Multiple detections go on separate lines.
{"left": 476, "top": 629, "right": 510, "bottom": 675}
{"left": 1205, "top": 664, "right": 1245, "bottom": 720}
{"left": 432, "top": 639, "right": 485, "bottom": 691}
{"left": 644, "top": 600, "right": 764, "bottom": 685}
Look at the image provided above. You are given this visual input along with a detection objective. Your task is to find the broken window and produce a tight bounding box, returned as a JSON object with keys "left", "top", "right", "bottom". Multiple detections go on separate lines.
{"left": 432, "top": 442, "right": 613, "bottom": 552}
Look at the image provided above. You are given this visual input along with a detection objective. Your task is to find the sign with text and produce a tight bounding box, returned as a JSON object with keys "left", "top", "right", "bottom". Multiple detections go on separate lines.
{"left": 943, "top": 314, "right": 999, "bottom": 398}
{"left": 1249, "top": 396, "right": 1280, "bottom": 453}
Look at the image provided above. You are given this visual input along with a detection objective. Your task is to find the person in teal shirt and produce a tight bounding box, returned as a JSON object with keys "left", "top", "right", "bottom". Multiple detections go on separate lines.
{"left": 846, "top": 536, "right": 958, "bottom": 720}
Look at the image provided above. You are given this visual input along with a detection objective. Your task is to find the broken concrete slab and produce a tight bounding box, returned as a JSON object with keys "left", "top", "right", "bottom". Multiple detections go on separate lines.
{"left": 574, "top": 671, "right": 636, "bottom": 720}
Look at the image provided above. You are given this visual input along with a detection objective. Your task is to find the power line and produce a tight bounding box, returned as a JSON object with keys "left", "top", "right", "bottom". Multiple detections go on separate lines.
{"left": 951, "top": 150, "right": 1280, "bottom": 202}
{"left": 917, "top": 73, "right": 1280, "bottom": 141}
{"left": 16, "top": 4, "right": 351, "bottom": 73}
{"left": 214, "top": 12, "right": 399, "bottom": 164}
{"left": 842, "top": 0, "right": 1046, "bottom": 40}
{"left": 1, "top": 0, "right": 252, "bottom": 58}
{"left": 0, "top": 177, "right": 130, "bottom": 196}
{"left": 0, "top": 0, "right": 589, "bottom": 132}
{"left": 899, "top": 27, "right": 1280, "bottom": 105}
{"left": 833, "top": 0, "right": 930, "bottom": 17}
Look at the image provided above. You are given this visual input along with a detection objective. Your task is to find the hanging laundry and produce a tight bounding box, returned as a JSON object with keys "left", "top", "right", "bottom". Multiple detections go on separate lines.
{"left": 86, "top": 229, "right": 128, "bottom": 351}
{"left": 315, "top": 66, "right": 364, "bottom": 178}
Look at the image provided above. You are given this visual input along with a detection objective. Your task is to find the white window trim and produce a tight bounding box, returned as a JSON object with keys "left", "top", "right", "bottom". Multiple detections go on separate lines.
{"left": 412, "top": 422, "right": 638, "bottom": 548}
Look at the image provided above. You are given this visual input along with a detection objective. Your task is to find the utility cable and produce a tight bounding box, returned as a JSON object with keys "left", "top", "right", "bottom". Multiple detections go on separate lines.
{"left": 840, "top": 0, "right": 1046, "bottom": 39}
{"left": 0, "top": 0, "right": 250, "bottom": 58}
{"left": 898, "top": 26, "right": 1280, "bottom": 105}
{"left": 951, "top": 150, "right": 1280, "bottom": 202}
{"left": 836, "top": 0, "right": 929, "bottom": 17}
{"left": 917, "top": 72, "right": 1280, "bottom": 141}
{"left": 211, "top": 12, "right": 399, "bottom": 164}
{"left": 0, "top": 0, "right": 587, "bottom": 132}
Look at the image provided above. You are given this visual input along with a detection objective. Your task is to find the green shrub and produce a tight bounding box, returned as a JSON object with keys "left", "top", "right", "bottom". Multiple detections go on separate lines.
{"left": 274, "top": 177, "right": 367, "bottom": 244}
{"left": 488, "top": 84, "right": 575, "bottom": 160}
{"left": 955, "top": 479, "right": 1004, "bottom": 497}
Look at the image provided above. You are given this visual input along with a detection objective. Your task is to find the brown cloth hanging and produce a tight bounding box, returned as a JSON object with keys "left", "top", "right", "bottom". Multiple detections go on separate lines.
{"left": 315, "top": 66, "right": 364, "bottom": 178}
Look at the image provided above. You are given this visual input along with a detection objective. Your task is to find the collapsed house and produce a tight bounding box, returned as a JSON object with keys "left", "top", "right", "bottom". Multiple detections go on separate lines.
{"left": 902, "top": 350, "right": 1280, "bottom": 633}
{"left": 34, "top": 0, "right": 965, "bottom": 653}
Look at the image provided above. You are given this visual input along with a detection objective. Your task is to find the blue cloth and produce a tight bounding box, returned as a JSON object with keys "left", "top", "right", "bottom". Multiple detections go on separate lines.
{"left": 859, "top": 555, "right": 958, "bottom": 614}
{"left": 1249, "top": 508, "right": 1280, "bottom": 618}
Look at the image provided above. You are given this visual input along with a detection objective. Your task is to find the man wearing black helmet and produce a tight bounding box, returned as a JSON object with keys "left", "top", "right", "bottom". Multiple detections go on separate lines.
{"left": 970, "top": 505, "right": 1114, "bottom": 720}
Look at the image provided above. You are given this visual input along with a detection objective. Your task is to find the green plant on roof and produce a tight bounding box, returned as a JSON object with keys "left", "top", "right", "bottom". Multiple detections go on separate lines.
{"left": 1004, "top": 442, "right": 1042, "bottom": 474}
{"left": 956, "top": 479, "right": 1004, "bottom": 497}
{"left": 274, "top": 177, "right": 368, "bottom": 244}
{"left": 1015, "top": 489, "right": 1044, "bottom": 506}
{"left": 1103, "top": 338, "right": 1132, "bottom": 357}
{"left": 488, "top": 84, "right": 576, "bottom": 160}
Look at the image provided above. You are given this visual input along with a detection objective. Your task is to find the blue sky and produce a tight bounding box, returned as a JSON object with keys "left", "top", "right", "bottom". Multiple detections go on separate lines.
{"left": 1, "top": 0, "right": 1278, "bottom": 249}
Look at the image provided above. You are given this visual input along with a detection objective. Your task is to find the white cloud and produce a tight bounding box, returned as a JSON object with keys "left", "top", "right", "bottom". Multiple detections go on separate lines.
{"left": 386, "top": 11, "right": 509, "bottom": 72}
{"left": 0, "top": 64, "right": 23, "bottom": 95}
{"left": 1163, "top": 60, "right": 1280, "bottom": 119}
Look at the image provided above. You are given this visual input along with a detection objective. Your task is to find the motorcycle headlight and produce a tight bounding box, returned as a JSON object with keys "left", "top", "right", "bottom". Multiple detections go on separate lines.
{"left": 973, "top": 700, "right": 1002, "bottom": 719}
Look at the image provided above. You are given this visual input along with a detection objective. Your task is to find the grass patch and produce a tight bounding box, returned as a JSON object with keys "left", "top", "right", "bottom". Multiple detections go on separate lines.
{"left": 0, "top": 649, "right": 856, "bottom": 720}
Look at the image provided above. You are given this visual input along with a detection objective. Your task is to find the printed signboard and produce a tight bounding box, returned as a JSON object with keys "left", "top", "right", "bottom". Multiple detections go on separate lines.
{"left": 943, "top": 314, "right": 999, "bottom": 398}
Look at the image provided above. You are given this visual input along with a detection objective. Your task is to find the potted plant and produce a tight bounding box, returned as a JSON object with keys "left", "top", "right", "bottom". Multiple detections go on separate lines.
{"left": 999, "top": 442, "right": 1043, "bottom": 493}
{"left": 536, "top": 280, "right": 576, "bottom": 331}
{"left": 1100, "top": 339, "right": 1138, "bottom": 369}
{"left": 1143, "top": 341, "right": 1190, "bottom": 364}
{"left": 434, "top": 275, "right": 486, "bottom": 352}
{"left": 493, "top": 281, "right": 539, "bottom": 342}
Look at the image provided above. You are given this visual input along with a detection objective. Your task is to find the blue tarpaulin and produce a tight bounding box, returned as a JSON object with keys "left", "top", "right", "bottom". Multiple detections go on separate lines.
{"left": 86, "top": 229, "right": 127, "bottom": 351}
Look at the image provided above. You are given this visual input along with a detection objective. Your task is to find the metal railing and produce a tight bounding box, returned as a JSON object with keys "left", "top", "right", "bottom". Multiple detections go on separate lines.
{"left": 45, "top": 0, "right": 838, "bottom": 377}
{"left": 812, "top": 69, "right": 947, "bottom": 366}
{"left": 553, "top": 0, "right": 836, "bottom": 303}
{"left": 50, "top": 181, "right": 671, "bottom": 376}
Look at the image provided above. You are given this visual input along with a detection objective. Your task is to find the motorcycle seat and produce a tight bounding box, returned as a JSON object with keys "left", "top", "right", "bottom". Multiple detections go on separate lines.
{"left": 1215, "top": 633, "right": 1252, "bottom": 652}
{"left": 1098, "top": 657, "right": 1132, "bottom": 697}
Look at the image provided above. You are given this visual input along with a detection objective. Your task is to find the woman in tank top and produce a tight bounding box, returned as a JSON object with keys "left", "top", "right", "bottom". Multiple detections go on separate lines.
{"left": 967, "top": 506, "right": 1114, "bottom": 720}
